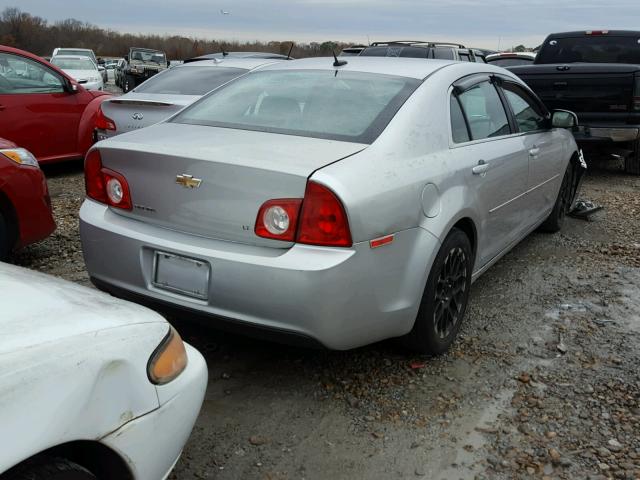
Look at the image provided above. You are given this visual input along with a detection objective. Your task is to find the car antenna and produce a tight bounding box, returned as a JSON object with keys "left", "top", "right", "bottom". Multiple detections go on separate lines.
{"left": 286, "top": 42, "right": 294, "bottom": 60}
{"left": 333, "top": 50, "right": 347, "bottom": 67}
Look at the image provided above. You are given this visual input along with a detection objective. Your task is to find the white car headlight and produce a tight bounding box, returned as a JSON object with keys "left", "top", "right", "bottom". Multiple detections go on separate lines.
{"left": 0, "top": 148, "right": 39, "bottom": 167}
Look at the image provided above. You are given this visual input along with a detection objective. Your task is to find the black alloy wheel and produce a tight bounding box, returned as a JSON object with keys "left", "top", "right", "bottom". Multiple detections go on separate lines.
{"left": 402, "top": 227, "right": 473, "bottom": 354}
{"left": 433, "top": 246, "right": 468, "bottom": 339}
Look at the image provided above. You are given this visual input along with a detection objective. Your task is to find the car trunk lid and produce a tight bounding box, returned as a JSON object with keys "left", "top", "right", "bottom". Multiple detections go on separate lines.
{"left": 98, "top": 123, "right": 366, "bottom": 247}
{"left": 100, "top": 93, "right": 199, "bottom": 135}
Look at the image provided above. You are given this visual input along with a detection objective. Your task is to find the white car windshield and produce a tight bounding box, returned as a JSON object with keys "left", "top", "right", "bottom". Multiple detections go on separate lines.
{"left": 172, "top": 70, "right": 419, "bottom": 144}
{"left": 52, "top": 58, "right": 97, "bottom": 71}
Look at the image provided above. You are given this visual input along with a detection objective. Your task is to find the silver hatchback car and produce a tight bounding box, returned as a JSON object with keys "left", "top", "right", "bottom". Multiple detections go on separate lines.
{"left": 80, "top": 57, "right": 583, "bottom": 353}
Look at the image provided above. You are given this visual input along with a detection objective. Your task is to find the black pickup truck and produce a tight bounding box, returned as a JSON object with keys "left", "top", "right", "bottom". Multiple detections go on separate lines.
{"left": 508, "top": 31, "right": 640, "bottom": 174}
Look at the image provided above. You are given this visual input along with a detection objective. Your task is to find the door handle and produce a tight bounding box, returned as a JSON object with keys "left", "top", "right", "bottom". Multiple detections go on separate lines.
{"left": 529, "top": 147, "right": 540, "bottom": 156}
{"left": 0, "top": 104, "right": 5, "bottom": 111}
{"left": 472, "top": 160, "right": 490, "bottom": 175}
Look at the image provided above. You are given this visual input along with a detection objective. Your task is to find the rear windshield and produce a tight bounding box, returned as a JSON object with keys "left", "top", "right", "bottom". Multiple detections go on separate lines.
{"left": 172, "top": 70, "right": 419, "bottom": 144}
{"left": 537, "top": 36, "right": 640, "bottom": 64}
{"left": 57, "top": 50, "right": 95, "bottom": 61}
{"left": 360, "top": 46, "right": 431, "bottom": 59}
{"left": 134, "top": 66, "right": 247, "bottom": 96}
{"left": 52, "top": 58, "right": 97, "bottom": 71}
{"left": 488, "top": 58, "right": 535, "bottom": 67}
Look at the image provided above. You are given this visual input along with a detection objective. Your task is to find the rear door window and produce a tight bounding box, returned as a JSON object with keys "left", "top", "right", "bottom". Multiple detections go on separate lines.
{"left": 459, "top": 52, "right": 471, "bottom": 62}
{"left": 456, "top": 81, "right": 511, "bottom": 140}
{"left": 450, "top": 96, "right": 470, "bottom": 143}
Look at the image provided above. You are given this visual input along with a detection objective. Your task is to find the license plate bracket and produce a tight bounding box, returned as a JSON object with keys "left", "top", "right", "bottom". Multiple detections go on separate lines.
{"left": 153, "top": 251, "right": 210, "bottom": 300}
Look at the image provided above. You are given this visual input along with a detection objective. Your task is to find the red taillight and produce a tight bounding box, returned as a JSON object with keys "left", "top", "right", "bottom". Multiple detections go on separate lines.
{"left": 255, "top": 199, "right": 302, "bottom": 241}
{"left": 254, "top": 181, "right": 352, "bottom": 247}
{"left": 585, "top": 30, "right": 608, "bottom": 35}
{"left": 95, "top": 104, "right": 116, "bottom": 131}
{"left": 297, "top": 181, "right": 352, "bottom": 247}
{"left": 84, "top": 149, "right": 132, "bottom": 210}
{"left": 85, "top": 149, "right": 107, "bottom": 203}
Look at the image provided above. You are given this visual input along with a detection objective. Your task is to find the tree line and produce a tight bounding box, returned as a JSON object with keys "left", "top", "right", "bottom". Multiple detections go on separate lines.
{"left": 0, "top": 7, "right": 354, "bottom": 60}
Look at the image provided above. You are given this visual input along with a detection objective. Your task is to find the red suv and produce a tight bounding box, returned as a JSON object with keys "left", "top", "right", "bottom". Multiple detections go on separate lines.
{"left": 0, "top": 138, "right": 55, "bottom": 259}
{"left": 0, "top": 45, "right": 111, "bottom": 164}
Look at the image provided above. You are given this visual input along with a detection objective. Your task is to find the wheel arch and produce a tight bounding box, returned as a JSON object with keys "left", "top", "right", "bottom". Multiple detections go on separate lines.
{"left": 77, "top": 96, "right": 111, "bottom": 158}
{"left": 1, "top": 441, "right": 134, "bottom": 480}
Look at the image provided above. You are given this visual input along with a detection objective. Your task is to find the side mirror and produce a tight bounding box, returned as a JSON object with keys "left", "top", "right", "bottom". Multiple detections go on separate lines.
{"left": 124, "top": 55, "right": 129, "bottom": 63}
{"left": 552, "top": 109, "right": 578, "bottom": 128}
{"left": 65, "top": 78, "right": 79, "bottom": 93}
{"left": 98, "top": 57, "right": 105, "bottom": 65}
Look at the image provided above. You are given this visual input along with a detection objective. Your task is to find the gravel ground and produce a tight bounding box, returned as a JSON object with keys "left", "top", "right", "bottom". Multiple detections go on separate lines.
{"left": 12, "top": 140, "right": 640, "bottom": 479}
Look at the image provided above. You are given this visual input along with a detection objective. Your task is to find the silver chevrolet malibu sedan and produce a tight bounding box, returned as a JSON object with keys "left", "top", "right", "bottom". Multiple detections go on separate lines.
{"left": 80, "top": 57, "right": 583, "bottom": 353}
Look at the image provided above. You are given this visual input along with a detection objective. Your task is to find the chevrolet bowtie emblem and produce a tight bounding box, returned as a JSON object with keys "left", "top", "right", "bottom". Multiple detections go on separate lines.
{"left": 175, "top": 174, "right": 202, "bottom": 188}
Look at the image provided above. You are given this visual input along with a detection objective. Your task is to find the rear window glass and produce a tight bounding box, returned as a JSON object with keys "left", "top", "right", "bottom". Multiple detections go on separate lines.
{"left": 172, "top": 70, "right": 420, "bottom": 144}
{"left": 51, "top": 57, "right": 97, "bottom": 71}
{"left": 134, "top": 66, "right": 247, "bottom": 96}
{"left": 537, "top": 36, "right": 640, "bottom": 64}
{"left": 360, "top": 46, "right": 431, "bottom": 59}
{"left": 57, "top": 50, "right": 95, "bottom": 62}
{"left": 488, "top": 58, "right": 535, "bottom": 67}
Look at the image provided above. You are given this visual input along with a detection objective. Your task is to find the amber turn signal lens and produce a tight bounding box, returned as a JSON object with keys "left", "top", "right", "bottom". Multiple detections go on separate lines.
{"left": 148, "top": 326, "right": 188, "bottom": 385}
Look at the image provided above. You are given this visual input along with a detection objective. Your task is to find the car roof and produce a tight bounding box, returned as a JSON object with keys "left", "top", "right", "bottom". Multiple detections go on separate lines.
{"left": 175, "top": 57, "right": 283, "bottom": 70}
{"left": 545, "top": 30, "right": 640, "bottom": 38}
{"left": 487, "top": 52, "right": 536, "bottom": 58}
{"left": 370, "top": 40, "right": 467, "bottom": 48}
{"left": 184, "top": 51, "right": 291, "bottom": 63}
{"left": 51, "top": 55, "right": 95, "bottom": 60}
{"left": 256, "top": 56, "right": 458, "bottom": 80}
{"left": 55, "top": 47, "right": 93, "bottom": 52}
{"left": 130, "top": 47, "right": 165, "bottom": 52}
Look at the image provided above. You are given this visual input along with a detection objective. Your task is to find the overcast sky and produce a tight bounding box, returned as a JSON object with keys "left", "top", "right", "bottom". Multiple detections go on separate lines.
{"left": 5, "top": 0, "right": 640, "bottom": 49}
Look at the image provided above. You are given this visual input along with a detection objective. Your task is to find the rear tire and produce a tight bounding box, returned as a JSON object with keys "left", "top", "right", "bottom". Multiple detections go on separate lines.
{"left": 402, "top": 228, "right": 473, "bottom": 355}
{"left": 0, "top": 210, "right": 11, "bottom": 261}
{"left": 4, "top": 456, "right": 97, "bottom": 480}
{"left": 539, "top": 163, "right": 572, "bottom": 233}
{"left": 625, "top": 139, "right": 640, "bottom": 175}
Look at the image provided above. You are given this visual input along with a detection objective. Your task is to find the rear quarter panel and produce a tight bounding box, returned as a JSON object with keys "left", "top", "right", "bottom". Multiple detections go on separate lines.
{"left": 313, "top": 63, "right": 485, "bottom": 248}
{"left": 77, "top": 93, "right": 113, "bottom": 157}
{"left": 0, "top": 322, "right": 167, "bottom": 474}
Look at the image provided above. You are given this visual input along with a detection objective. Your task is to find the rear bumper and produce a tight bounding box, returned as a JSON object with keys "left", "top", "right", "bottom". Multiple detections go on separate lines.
{"left": 574, "top": 125, "right": 640, "bottom": 143}
{"left": 101, "top": 343, "right": 207, "bottom": 480}
{"left": 79, "top": 199, "right": 438, "bottom": 350}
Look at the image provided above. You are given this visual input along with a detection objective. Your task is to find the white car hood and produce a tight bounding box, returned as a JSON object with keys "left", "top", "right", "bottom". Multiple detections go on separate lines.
{"left": 0, "top": 263, "right": 165, "bottom": 354}
{"left": 61, "top": 68, "right": 99, "bottom": 81}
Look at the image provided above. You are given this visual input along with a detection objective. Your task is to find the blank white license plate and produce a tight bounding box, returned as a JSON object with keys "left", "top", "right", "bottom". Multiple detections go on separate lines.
{"left": 153, "top": 251, "right": 210, "bottom": 300}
